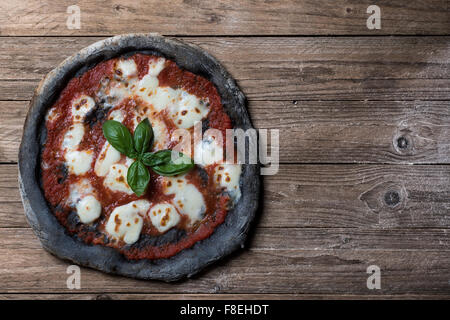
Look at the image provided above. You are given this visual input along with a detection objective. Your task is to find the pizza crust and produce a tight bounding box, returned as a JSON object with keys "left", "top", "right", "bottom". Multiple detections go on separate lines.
{"left": 18, "top": 34, "right": 260, "bottom": 281}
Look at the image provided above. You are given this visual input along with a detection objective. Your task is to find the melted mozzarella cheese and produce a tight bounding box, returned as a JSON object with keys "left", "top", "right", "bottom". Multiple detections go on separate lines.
{"left": 65, "top": 150, "right": 93, "bottom": 175}
{"left": 147, "top": 57, "right": 166, "bottom": 76}
{"left": 76, "top": 195, "right": 101, "bottom": 224}
{"left": 62, "top": 123, "right": 85, "bottom": 150}
{"left": 169, "top": 91, "right": 209, "bottom": 129}
{"left": 162, "top": 175, "right": 205, "bottom": 225}
{"left": 115, "top": 59, "right": 137, "bottom": 79}
{"left": 62, "top": 123, "right": 93, "bottom": 175}
{"left": 105, "top": 200, "right": 150, "bottom": 244}
{"left": 148, "top": 203, "right": 180, "bottom": 233}
{"left": 94, "top": 142, "right": 121, "bottom": 177}
{"left": 150, "top": 117, "right": 169, "bottom": 150}
{"left": 68, "top": 178, "right": 94, "bottom": 205}
{"left": 108, "top": 109, "right": 124, "bottom": 122}
{"left": 214, "top": 164, "right": 242, "bottom": 202}
{"left": 107, "top": 81, "right": 133, "bottom": 105}
{"left": 135, "top": 76, "right": 179, "bottom": 113}
{"left": 136, "top": 74, "right": 159, "bottom": 99}
{"left": 45, "top": 106, "right": 59, "bottom": 122}
{"left": 103, "top": 164, "right": 133, "bottom": 194}
{"left": 71, "top": 95, "right": 95, "bottom": 122}
{"left": 194, "top": 136, "right": 224, "bottom": 166}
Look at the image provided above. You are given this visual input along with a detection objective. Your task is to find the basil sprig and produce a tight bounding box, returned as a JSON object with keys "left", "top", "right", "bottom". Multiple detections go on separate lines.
{"left": 102, "top": 119, "right": 194, "bottom": 196}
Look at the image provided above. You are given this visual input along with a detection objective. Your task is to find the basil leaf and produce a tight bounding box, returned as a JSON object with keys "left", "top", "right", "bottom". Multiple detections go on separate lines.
{"left": 133, "top": 118, "right": 153, "bottom": 155}
{"left": 151, "top": 151, "right": 194, "bottom": 176}
{"left": 102, "top": 120, "right": 135, "bottom": 157}
{"left": 141, "top": 150, "right": 172, "bottom": 167}
{"left": 127, "top": 160, "right": 150, "bottom": 197}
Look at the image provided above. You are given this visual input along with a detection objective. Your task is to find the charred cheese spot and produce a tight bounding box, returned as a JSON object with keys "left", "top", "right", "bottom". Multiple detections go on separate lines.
{"left": 148, "top": 203, "right": 180, "bottom": 233}
{"left": 71, "top": 95, "right": 95, "bottom": 122}
{"left": 114, "top": 59, "right": 138, "bottom": 80}
{"left": 214, "top": 164, "right": 242, "bottom": 202}
{"left": 162, "top": 175, "right": 206, "bottom": 225}
{"left": 168, "top": 92, "right": 209, "bottom": 129}
{"left": 105, "top": 200, "right": 150, "bottom": 244}
{"left": 104, "top": 164, "right": 133, "bottom": 194}
{"left": 45, "top": 106, "right": 59, "bottom": 122}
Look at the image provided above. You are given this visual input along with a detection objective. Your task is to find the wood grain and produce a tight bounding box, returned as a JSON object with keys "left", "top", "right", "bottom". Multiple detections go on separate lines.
{"left": 2, "top": 100, "right": 449, "bottom": 164}
{"left": 2, "top": 293, "right": 449, "bottom": 300}
{"left": 0, "top": 1, "right": 449, "bottom": 298}
{"left": 0, "top": 0, "right": 448, "bottom": 36}
{"left": 0, "top": 228, "right": 449, "bottom": 294}
{"left": 0, "top": 37, "right": 449, "bottom": 101}
{"left": 1, "top": 164, "right": 449, "bottom": 229}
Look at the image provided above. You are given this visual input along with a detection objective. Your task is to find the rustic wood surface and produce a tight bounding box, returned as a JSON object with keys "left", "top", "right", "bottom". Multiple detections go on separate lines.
{"left": 0, "top": 0, "right": 449, "bottom": 299}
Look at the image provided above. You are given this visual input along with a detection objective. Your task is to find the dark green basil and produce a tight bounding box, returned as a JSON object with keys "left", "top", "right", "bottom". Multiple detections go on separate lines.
{"left": 133, "top": 118, "right": 153, "bottom": 155}
{"left": 102, "top": 119, "right": 195, "bottom": 196}
{"left": 151, "top": 151, "right": 194, "bottom": 176}
{"left": 127, "top": 160, "right": 150, "bottom": 197}
{"left": 102, "top": 120, "right": 135, "bottom": 157}
{"left": 141, "top": 150, "right": 172, "bottom": 167}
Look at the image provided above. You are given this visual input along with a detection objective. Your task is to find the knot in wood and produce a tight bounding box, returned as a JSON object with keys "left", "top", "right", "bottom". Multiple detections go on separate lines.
{"left": 396, "top": 136, "right": 409, "bottom": 150}
{"left": 384, "top": 190, "right": 400, "bottom": 206}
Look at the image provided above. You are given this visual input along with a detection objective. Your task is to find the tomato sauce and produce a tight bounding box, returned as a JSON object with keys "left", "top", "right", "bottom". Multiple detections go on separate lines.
{"left": 41, "top": 54, "right": 234, "bottom": 260}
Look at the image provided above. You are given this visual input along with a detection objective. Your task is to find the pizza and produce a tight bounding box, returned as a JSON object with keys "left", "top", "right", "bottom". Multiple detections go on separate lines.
{"left": 19, "top": 35, "right": 259, "bottom": 280}
{"left": 42, "top": 52, "right": 242, "bottom": 260}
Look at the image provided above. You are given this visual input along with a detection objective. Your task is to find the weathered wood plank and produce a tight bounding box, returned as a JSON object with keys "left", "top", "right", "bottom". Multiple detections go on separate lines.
{"left": 0, "top": 0, "right": 448, "bottom": 36}
{"left": 0, "top": 229, "right": 448, "bottom": 294}
{"left": 0, "top": 293, "right": 304, "bottom": 300}
{"left": 1, "top": 100, "right": 450, "bottom": 164}
{"left": 2, "top": 293, "right": 449, "bottom": 300}
{"left": 3, "top": 227, "right": 450, "bottom": 252}
{"left": 0, "top": 37, "right": 449, "bottom": 101}
{"left": 1, "top": 164, "right": 449, "bottom": 228}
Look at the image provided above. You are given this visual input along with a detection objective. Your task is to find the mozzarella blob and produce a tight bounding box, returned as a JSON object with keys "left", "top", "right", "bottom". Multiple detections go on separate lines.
{"left": 115, "top": 59, "right": 138, "bottom": 79}
{"left": 194, "top": 136, "right": 224, "bottom": 166}
{"left": 62, "top": 123, "right": 93, "bottom": 175}
{"left": 169, "top": 91, "right": 209, "bottom": 129}
{"left": 214, "top": 164, "right": 242, "bottom": 202}
{"left": 162, "top": 176, "right": 206, "bottom": 225}
{"left": 45, "top": 106, "right": 59, "bottom": 122}
{"left": 148, "top": 203, "right": 180, "bottom": 233}
{"left": 71, "top": 95, "right": 95, "bottom": 122}
{"left": 104, "top": 164, "right": 133, "bottom": 194}
{"left": 68, "top": 179, "right": 101, "bottom": 224}
{"left": 65, "top": 150, "right": 93, "bottom": 175}
{"left": 68, "top": 178, "right": 94, "bottom": 205}
{"left": 147, "top": 57, "right": 166, "bottom": 76}
{"left": 109, "top": 109, "right": 124, "bottom": 122}
{"left": 62, "top": 123, "right": 85, "bottom": 150}
{"left": 105, "top": 200, "right": 150, "bottom": 244}
{"left": 76, "top": 195, "right": 101, "bottom": 224}
{"left": 95, "top": 142, "right": 121, "bottom": 177}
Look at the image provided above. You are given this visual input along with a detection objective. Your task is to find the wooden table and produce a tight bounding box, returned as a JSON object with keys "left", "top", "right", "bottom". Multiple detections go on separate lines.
{"left": 0, "top": 0, "right": 449, "bottom": 299}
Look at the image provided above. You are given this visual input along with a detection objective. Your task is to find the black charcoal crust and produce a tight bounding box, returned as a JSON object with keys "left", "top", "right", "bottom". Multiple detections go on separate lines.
{"left": 18, "top": 34, "right": 260, "bottom": 281}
